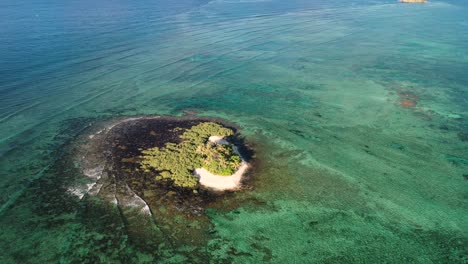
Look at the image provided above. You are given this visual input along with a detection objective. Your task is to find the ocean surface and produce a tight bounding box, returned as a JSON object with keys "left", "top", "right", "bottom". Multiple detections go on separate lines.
{"left": 1, "top": 0, "right": 467, "bottom": 262}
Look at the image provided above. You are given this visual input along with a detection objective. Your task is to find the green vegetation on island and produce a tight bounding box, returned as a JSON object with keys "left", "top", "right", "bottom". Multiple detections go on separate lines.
{"left": 139, "top": 122, "right": 241, "bottom": 188}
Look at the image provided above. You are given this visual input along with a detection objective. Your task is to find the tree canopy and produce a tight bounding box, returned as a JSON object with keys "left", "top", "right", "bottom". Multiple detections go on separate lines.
{"left": 139, "top": 122, "right": 241, "bottom": 188}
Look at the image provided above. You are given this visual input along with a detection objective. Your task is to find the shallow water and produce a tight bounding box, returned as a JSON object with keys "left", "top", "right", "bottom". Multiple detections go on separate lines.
{"left": 1, "top": 0, "right": 467, "bottom": 263}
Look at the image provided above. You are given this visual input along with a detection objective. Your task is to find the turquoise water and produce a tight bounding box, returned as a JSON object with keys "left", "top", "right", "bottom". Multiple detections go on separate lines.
{"left": 1, "top": 0, "right": 467, "bottom": 262}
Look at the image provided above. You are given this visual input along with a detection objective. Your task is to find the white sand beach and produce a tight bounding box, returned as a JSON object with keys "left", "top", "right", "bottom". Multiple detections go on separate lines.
{"left": 195, "top": 136, "right": 249, "bottom": 191}
{"left": 208, "top": 135, "right": 229, "bottom": 145}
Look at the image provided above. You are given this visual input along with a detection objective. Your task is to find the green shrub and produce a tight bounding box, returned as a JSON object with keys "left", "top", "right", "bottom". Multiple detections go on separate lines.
{"left": 139, "top": 122, "right": 241, "bottom": 189}
{"left": 198, "top": 143, "right": 242, "bottom": 176}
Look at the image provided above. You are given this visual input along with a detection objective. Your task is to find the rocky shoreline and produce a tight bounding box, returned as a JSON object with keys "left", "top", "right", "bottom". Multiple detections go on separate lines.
{"left": 70, "top": 115, "right": 253, "bottom": 215}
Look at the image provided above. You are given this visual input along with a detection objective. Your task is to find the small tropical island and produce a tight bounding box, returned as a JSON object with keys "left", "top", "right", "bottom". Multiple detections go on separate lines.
{"left": 67, "top": 116, "right": 254, "bottom": 247}
{"left": 72, "top": 116, "right": 253, "bottom": 214}
{"left": 139, "top": 121, "right": 248, "bottom": 190}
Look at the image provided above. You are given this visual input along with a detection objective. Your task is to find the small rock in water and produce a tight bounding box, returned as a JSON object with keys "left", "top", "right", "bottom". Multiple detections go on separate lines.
{"left": 439, "top": 125, "right": 449, "bottom": 131}
{"left": 389, "top": 142, "right": 405, "bottom": 150}
{"left": 400, "top": 99, "right": 417, "bottom": 108}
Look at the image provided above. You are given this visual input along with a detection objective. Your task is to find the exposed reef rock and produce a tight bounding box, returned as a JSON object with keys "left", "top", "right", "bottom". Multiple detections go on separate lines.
{"left": 70, "top": 116, "right": 253, "bottom": 216}
{"left": 65, "top": 116, "right": 254, "bottom": 249}
{"left": 397, "top": 89, "right": 419, "bottom": 108}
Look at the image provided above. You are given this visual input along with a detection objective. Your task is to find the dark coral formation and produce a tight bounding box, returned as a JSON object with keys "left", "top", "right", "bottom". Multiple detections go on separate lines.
{"left": 397, "top": 89, "right": 419, "bottom": 108}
